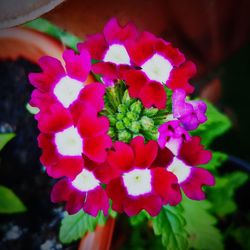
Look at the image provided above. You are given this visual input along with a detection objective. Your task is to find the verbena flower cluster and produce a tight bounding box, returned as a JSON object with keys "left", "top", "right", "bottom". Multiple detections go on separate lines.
{"left": 29, "top": 18, "right": 214, "bottom": 217}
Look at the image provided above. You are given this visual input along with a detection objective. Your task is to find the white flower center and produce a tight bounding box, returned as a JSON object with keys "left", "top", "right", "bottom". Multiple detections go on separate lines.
{"left": 165, "top": 138, "right": 182, "bottom": 156}
{"left": 123, "top": 169, "right": 152, "bottom": 196}
{"left": 167, "top": 157, "right": 191, "bottom": 183}
{"left": 55, "top": 126, "right": 83, "bottom": 156}
{"left": 104, "top": 44, "right": 130, "bottom": 65}
{"left": 141, "top": 54, "right": 173, "bottom": 83}
{"left": 72, "top": 169, "right": 100, "bottom": 192}
{"left": 53, "top": 76, "right": 84, "bottom": 108}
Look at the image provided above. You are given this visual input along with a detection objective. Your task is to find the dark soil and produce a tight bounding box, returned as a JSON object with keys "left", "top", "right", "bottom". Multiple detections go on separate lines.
{"left": 0, "top": 58, "right": 78, "bottom": 250}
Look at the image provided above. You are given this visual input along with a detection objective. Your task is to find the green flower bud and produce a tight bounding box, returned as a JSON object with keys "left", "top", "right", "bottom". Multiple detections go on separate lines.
{"left": 130, "top": 121, "right": 141, "bottom": 133}
{"left": 108, "top": 115, "right": 116, "bottom": 126}
{"left": 116, "top": 113, "right": 124, "bottom": 120}
{"left": 122, "top": 90, "right": 131, "bottom": 104}
{"left": 140, "top": 116, "right": 154, "bottom": 130}
{"left": 108, "top": 127, "right": 116, "bottom": 138}
{"left": 130, "top": 101, "right": 142, "bottom": 114}
{"left": 142, "top": 108, "right": 158, "bottom": 117}
{"left": 118, "top": 130, "right": 132, "bottom": 143}
{"left": 123, "top": 117, "right": 131, "bottom": 128}
{"left": 118, "top": 104, "right": 127, "bottom": 113}
{"left": 116, "top": 121, "right": 125, "bottom": 130}
{"left": 127, "top": 111, "right": 138, "bottom": 120}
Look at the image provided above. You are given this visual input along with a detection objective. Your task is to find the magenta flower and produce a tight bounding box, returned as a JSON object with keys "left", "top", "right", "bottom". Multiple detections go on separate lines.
{"left": 154, "top": 136, "right": 214, "bottom": 200}
{"left": 158, "top": 120, "right": 191, "bottom": 155}
{"left": 38, "top": 104, "right": 111, "bottom": 179}
{"left": 29, "top": 49, "right": 105, "bottom": 116}
{"left": 78, "top": 18, "right": 138, "bottom": 84}
{"left": 51, "top": 160, "right": 109, "bottom": 216}
{"left": 172, "top": 88, "right": 207, "bottom": 130}
{"left": 106, "top": 136, "right": 181, "bottom": 216}
{"left": 121, "top": 32, "right": 196, "bottom": 109}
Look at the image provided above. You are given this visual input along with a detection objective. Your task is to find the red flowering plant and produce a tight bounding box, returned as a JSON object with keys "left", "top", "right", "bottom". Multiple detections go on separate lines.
{"left": 26, "top": 18, "right": 245, "bottom": 250}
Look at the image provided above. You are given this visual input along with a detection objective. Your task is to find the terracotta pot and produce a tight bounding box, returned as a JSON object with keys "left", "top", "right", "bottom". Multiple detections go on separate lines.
{"left": 0, "top": 27, "right": 64, "bottom": 63}
{"left": 78, "top": 217, "right": 116, "bottom": 250}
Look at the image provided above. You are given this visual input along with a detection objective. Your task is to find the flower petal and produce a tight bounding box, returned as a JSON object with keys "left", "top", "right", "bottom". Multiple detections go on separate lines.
{"left": 104, "top": 17, "right": 138, "bottom": 43}
{"left": 139, "top": 81, "right": 167, "bottom": 109}
{"left": 181, "top": 167, "right": 215, "bottom": 200}
{"left": 78, "top": 82, "right": 105, "bottom": 111}
{"left": 51, "top": 178, "right": 72, "bottom": 203}
{"left": 66, "top": 191, "right": 85, "bottom": 215}
{"left": 63, "top": 49, "right": 91, "bottom": 82}
{"left": 83, "top": 134, "right": 112, "bottom": 163}
{"left": 131, "top": 136, "right": 158, "bottom": 168}
{"left": 122, "top": 69, "right": 147, "bottom": 98}
{"left": 78, "top": 34, "right": 108, "bottom": 60}
{"left": 167, "top": 61, "right": 196, "bottom": 94}
{"left": 35, "top": 102, "right": 73, "bottom": 133}
{"left": 179, "top": 136, "right": 212, "bottom": 166}
{"left": 108, "top": 141, "right": 134, "bottom": 172}
{"left": 152, "top": 168, "right": 182, "bottom": 205}
{"left": 29, "top": 56, "right": 65, "bottom": 92}
{"left": 83, "top": 187, "right": 109, "bottom": 216}
{"left": 124, "top": 194, "right": 162, "bottom": 216}
{"left": 77, "top": 106, "right": 109, "bottom": 138}
{"left": 107, "top": 178, "right": 128, "bottom": 213}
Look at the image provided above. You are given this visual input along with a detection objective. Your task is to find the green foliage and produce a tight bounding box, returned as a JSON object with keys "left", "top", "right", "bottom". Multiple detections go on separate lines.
{"left": 59, "top": 211, "right": 107, "bottom": 244}
{"left": 24, "top": 18, "right": 81, "bottom": 51}
{"left": 191, "top": 101, "right": 232, "bottom": 146}
{"left": 0, "top": 133, "right": 15, "bottom": 151}
{"left": 202, "top": 151, "right": 228, "bottom": 172}
{"left": 130, "top": 211, "right": 149, "bottom": 226}
{"left": 0, "top": 185, "right": 26, "bottom": 214}
{"left": 231, "top": 227, "right": 250, "bottom": 250}
{"left": 208, "top": 171, "right": 248, "bottom": 217}
{"left": 152, "top": 205, "right": 189, "bottom": 250}
{"left": 182, "top": 197, "right": 224, "bottom": 250}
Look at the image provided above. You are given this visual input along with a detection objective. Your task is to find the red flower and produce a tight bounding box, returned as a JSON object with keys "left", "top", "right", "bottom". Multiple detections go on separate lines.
{"left": 51, "top": 159, "right": 109, "bottom": 216}
{"left": 29, "top": 49, "right": 105, "bottom": 115}
{"left": 154, "top": 136, "right": 214, "bottom": 200}
{"left": 78, "top": 18, "right": 138, "bottom": 84}
{"left": 120, "top": 32, "right": 196, "bottom": 109}
{"left": 38, "top": 104, "right": 111, "bottom": 179}
{"left": 106, "top": 136, "right": 181, "bottom": 216}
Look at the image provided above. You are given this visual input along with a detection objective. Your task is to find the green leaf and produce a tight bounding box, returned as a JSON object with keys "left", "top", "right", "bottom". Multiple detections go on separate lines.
{"left": 152, "top": 205, "right": 188, "bottom": 250}
{"left": 59, "top": 211, "right": 107, "bottom": 244}
{"left": 24, "top": 18, "right": 81, "bottom": 51}
{"left": 208, "top": 171, "right": 248, "bottom": 217}
{"left": 202, "top": 151, "right": 228, "bottom": 172}
{"left": 130, "top": 211, "right": 149, "bottom": 226}
{"left": 0, "top": 185, "right": 26, "bottom": 214}
{"left": 231, "top": 227, "right": 250, "bottom": 250}
{"left": 182, "top": 197, "right": 224, "bottom": 250}
{"left": 0, "top": 133, "right": 15, "bottom": 151}
{"left": 191, "top": 101, "right": 232, "bottom": 146}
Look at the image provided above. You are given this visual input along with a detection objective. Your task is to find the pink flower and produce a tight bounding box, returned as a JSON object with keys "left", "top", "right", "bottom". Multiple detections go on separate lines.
{"left": 38, "top": 104, "right": 111, "bottom": 179}
{"left": 121, "top": 32, "right": 196, "bottom": 109}
{"left": 29, "top": 49, "right": 105, "bottom": 115}
{"left": 51, "top": 159, "right": 109, "bottom": 216}
{"left": 78, "top": 18, "right": 138, "bottom": 84}
{"left": 106, "top": 136, "right": 181, "bottom": 216}
{"left": 172, "top": 88, "right": 207, "bottom": 130}
{"left": 158, "top": 120, "right": 191, "bottom": 155}
{"left": 154, "top": 136, "right": 214, "bottom": 200}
